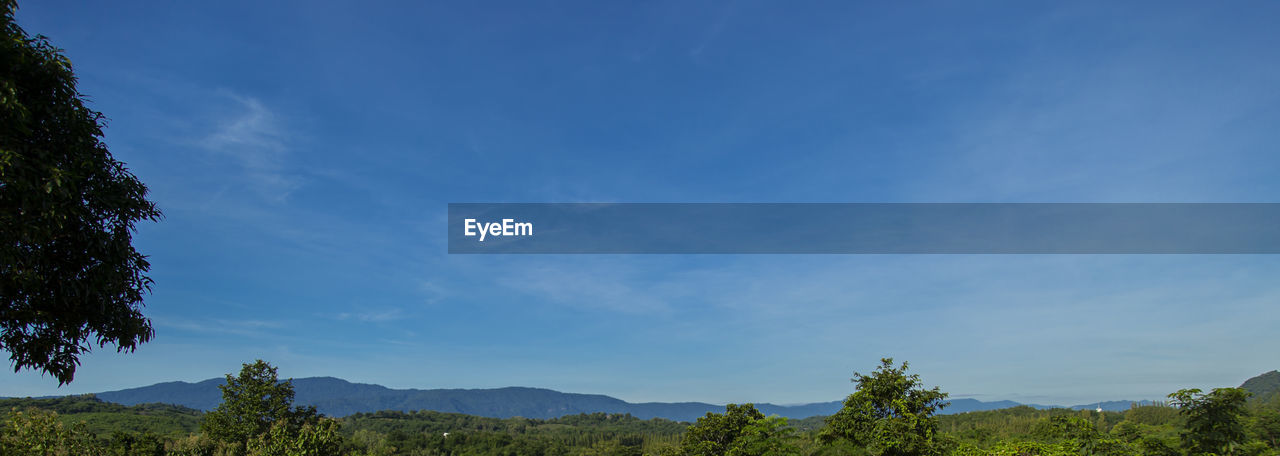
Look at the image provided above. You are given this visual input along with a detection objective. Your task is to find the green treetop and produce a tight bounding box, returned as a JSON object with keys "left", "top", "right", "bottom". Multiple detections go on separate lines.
{"left": 674, "top": 403, "right": 799, "bottom": 456}
{"left": 1169, "top": 387, "right": 1251, "bottom": 455}
{"left": 821, "top": 358, "right": 951, "bottom": 456}
{"left": 201, "top": 360, "right": 326, "bottom": 450}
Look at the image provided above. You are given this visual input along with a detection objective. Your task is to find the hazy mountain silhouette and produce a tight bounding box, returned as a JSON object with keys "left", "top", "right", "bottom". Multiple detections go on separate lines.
{"left": 88, "top": 376, "right": 1152, "bottom": 420}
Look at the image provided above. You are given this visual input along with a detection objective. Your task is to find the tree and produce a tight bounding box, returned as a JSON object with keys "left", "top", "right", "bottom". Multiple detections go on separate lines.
{"left": 1, "top": 0, "right": 161, "bottom": 385}
{"left": 676, "top": 403, "right": 800, "bottom": 456}
{"left": 1034, "top": 415, "right": 1137, "bottom": 456}
{"left": 821, "top": 358, "right": 950, "bottom": 456}
{"left": 730, "top": 415, "right": 801, "bottom": 456}
{"left": 1169, "top": 387, "right": 1251, "bottom": 455}
{"left": 247, "top": 419, "right": 343, "bottom": 456}
{"left": 680, "top": 403, "right": 764, "bottom": 456}
{"left": 201, "top": 360, "right": 323, "bottom": 450}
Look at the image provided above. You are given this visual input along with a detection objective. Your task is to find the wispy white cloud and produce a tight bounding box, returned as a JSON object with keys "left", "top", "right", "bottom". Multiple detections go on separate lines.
{"left": 494, "top": 258, "right": 675, "bottom": 315}
{"left": 418, "top": 280, "right": 448, "bottom": 305}
{"left": 335, "top": 308, "right": 405, "bottom": 323}
{"left": 204, "top": 95, "right": 285, "bottom": 156}
{"left": 903, "top": 14, "right": 1280, "bottom": 203}
{"left": 200, "top": 93, "right": 301, "bottom": 202}
{"left": 153, "top": 315, "right": 285, "bottom": 338}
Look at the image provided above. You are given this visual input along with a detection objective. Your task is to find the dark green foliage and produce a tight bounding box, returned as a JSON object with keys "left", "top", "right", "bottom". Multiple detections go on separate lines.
{"left": 679, "top": 403, "right": 765, "bottom": 456}
{"left": 0, "top": 0, "right": 161, "bottom": 385}
{"left": 202, "top": 360, "right": 301, "bottom": 444}
{"left": 674, "top": 403, "right": 800, "bottom": 456}
{"left": 1169, "top": 387, "right": 1252, "bottom": 455}
{"left": 104, "top": 430, "right": 166, "bottom": 456}
{"left": 1112, "top": 410, "right": 1181, "bottom": 456}
{"left": 342, "top": 409, "right": 687, "bottom": 436}
{"left": 1033, "top": 415, "right": 1140, "bottom": 456}
{"left": 788, "top": 415, "right": 831, "bottom": 433}
{"left": 339, "top": 409, "right": 686, "bottom": 455}
{"left": 1121, "top": 403, "right": 1181, "bottom": 427}
{"left": 821, "top": 358, "right": 950, "bottom": 456}
{"left": 941, "top": 403, "right": 1188, "bottom": 456}
{"left": 939, "top": 406, "right": 1121, "bottom": 440}
{"left": 1250, "top": 406, "right": 1280, "bottom": 449}
{"left": 1032, "top": 415, "right": 1100, "bottom": 442}
{"left": 200, "top": 359, "right": 335, "bottom": 455}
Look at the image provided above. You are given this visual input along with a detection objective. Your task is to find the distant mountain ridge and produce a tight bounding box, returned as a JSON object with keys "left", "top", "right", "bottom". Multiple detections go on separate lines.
{"left": 79, "top": 376, "right": 1154, "bottom": 421}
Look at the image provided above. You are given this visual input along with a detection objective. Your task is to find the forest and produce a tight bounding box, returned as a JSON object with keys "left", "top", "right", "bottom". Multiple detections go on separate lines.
{"left": 3, "top": 359, "right": 1279, "bottom": 455}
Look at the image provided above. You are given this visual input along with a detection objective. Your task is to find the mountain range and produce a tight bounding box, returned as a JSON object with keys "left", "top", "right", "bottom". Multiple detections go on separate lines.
{"left": 76, "top": 376, "right": 1163, "bottom": 421}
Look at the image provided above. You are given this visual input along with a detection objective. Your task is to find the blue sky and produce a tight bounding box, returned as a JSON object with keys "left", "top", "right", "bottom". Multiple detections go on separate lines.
{"left": 7, "top": 1, "right": 1280, "bottom": 406}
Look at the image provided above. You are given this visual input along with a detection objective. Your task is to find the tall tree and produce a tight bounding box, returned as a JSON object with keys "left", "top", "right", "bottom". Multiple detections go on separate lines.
{"left": 821, "top": 358, "right": 950, "bottom": 456}
{"left": 201, "top": 360, "right": 321, "bottom": 449}
{"left": 676, "top": 403, "right": 799, "bottom": 456}
{"left": 1169, "top": 387, "right": 1251, "bottom": 455}
{"left": 1, "top": 0, "right": 161, "bottom": 384}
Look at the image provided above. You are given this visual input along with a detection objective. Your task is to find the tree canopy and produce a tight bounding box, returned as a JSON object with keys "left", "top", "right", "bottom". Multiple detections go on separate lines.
{"left": 0, "top": 0, "right": 161, "bottom": 384}
{"left": 200, "top": 360, "right": 341, "bottom": 455}
{"left": 674, "top": 403, "right": 799, "bottom": 456}
{"left": 822, "top": 358, "right": 951, "bottom": 456}
{"left": 1169, "top": 387, "right": 1252, "bottom": 455}
{"left": 202, "top": 360, "right": 319, "bottom": 444}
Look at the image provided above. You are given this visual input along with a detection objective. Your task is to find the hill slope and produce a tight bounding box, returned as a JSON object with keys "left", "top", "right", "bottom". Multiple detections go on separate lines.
{"left": 1241, "top": 370, "right": 1280, "bottom": 404}
{"left": 0, "top": 395, "right": 203, "bottom": 436}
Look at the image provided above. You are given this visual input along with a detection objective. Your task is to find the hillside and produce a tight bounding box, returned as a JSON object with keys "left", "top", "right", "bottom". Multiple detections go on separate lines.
{"left": 1241, "top": 370, "right": 1280, "bottom": 404}
{"left": 0, "top": 395, "right": 202, "bottom": 436}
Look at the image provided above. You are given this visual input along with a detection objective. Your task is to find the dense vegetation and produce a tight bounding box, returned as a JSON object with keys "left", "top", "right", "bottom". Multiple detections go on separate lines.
{"left": 341, "top": 410, "right": 687, "bottom": 455}
{"left": 4, "top": 359, "right": 1280, "bottom": 455}
{"left": 0, "top": 395, "right": 202, "bottom": 436}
